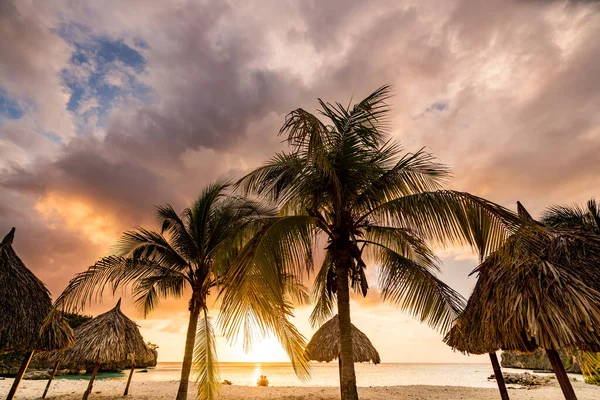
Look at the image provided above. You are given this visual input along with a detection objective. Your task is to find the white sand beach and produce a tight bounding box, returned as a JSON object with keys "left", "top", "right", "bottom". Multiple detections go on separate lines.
{"left": 2, "top": 379, "right": 600, "bottom": 400}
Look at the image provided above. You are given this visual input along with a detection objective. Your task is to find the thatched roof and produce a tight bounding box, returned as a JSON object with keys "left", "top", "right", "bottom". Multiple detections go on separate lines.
{"left": 0, "top": 228, "right": 74, "bottom": 353}
{"left": 58, "top": 299, "right": 153, "bottom": 364}
{"left": 445, "top": 203, "right": 600, "bottom": 355}
{"left": 305, "top": 315, "right": 380, "bottom": 364}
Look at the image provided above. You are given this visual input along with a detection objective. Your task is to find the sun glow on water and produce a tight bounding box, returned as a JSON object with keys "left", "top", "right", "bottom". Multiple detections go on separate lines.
{"left": 251, "top": 364, "right": 262, "bottom": 384}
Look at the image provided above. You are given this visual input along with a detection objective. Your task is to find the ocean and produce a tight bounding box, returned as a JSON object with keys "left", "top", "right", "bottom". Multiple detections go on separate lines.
{"left": 55, "top": 362, "right": 585, "bottom": 388}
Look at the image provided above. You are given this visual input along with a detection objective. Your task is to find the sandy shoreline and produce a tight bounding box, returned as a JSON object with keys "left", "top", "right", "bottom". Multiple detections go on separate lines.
{"left": 2, "top": 379, "right": 600, "bottom": 399}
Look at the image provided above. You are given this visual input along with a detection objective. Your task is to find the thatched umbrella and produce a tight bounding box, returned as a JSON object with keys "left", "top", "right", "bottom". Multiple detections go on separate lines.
{"left": 445, "top": 203, "right": 600, "bottom": 400}
{"left": 306, "top": 315, "right": 380, "bottom": 383}
{"left": 38, "top": 307, "right": 79, "bottom": 399}
{"left": 56, "top": 299, "right": 152, "bottom": 400}
{"left": 0, "top": 227, "right": 75, "bottom": 400}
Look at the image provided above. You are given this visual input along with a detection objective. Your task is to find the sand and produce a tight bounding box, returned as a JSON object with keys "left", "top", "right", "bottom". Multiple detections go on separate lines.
{"left": 2, "top": 378, "right": 600, "bottom": 399}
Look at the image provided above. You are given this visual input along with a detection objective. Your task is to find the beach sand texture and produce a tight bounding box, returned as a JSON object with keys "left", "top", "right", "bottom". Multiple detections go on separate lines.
{"left": 2, "top": 379, "right": 600, "bottom": 399}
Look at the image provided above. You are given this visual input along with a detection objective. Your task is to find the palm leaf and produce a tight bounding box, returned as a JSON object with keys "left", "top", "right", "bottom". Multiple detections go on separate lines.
{"left": 56, "top": 256, "right": 189, "bottom": 313}
{"left": 309, "top": 252, "right": 336, "bottom": 328}
{"left": 217, "top": 264, "right": 311, "bottom": 380}
{"left": 365, "top": 190, "right": 518, "bottom": 259}
{"left": 156, "top": 204, "right": 200, "bottom": 262}
{"left": 132, "top": 270, "right": 187, "bottom": 317}
{"left": 194, "top": 308, "right": 220, "bottom": 400}
{"left": 376, "top": 247, "right": 466, "bottom": 333}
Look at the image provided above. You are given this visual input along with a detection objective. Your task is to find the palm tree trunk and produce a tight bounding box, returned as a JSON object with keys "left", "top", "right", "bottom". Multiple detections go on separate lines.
{"left": 335, "top": 253, "right": 359, "bottom": 400}
{"left": 546, "top": 349, "right": 578, "bottom": 400}
{"left": 6, "top": 351, "right": 33, "bottom": 400}
{"left": 42, "top": 360, "right": 60, "bottom": 399}
{"left": 176, "top": 297, "right": 202, "bottom": 400}
{"left": 82, "top": 363, "right": 100, "bottom": 400}
{"left": 489, "top": 352, "right": 510, "bottom": 400}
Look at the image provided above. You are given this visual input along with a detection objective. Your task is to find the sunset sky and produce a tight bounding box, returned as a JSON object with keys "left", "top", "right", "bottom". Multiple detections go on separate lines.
{"left": 1, "top": 0, "right": 600, "bottom": 364}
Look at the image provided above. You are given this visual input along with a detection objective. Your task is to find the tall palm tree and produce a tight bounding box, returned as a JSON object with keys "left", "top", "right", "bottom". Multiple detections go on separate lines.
{"left": 56, "top": 182, "right": 310, "bottom": 400}
{"left": 542, "top": 198, "right": 600, "bottom": 233}
{"left": 236, "top": 85, "right": 518, "bottom": 400}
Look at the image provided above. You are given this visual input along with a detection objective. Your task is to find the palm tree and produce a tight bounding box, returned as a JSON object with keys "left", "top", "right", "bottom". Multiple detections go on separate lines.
{"left": 236, "top": 85, "right": 518, "bottom": 400}
{"left": 542, "top": 198, "right": 600, "bottom": 233}
{"left": 56, "top": 182, "right": 310, "bottom": 400}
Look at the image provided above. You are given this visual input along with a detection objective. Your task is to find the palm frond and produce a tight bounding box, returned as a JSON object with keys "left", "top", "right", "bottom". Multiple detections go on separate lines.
{"left": 581, "top": 351, "right": 600, "bottom": 385}
{"left": 317, "top": 84, "right": 392, "bottom": 149}
{"left": 279, "top": 108, "right": 331, "bottom": 162}
{"left": 354, "top": 146, "right": 450, "bottom": 212}
{"left": 589, "top": 199, "right": 600, "bottom": 231}
{"left": 542, "top": 198, "right": 600, "bottom": 233}
{"left": 376, "top": 247, "right": 466, "bottom": 333}
{"left": 362, "top": 225, "right": 440, "bottom": 271}
{"left": 56, "top": 256, "right": 189, "bottom": 313}
{"left": 235, "top": 153, "right": 308, "bottom": 208}
{"left": 114, "top": 228, "right": 190, "bottom": 272}
{"left": 156, "top": 204, "right": 200, "bottom": 262}
{"left": 132, "top": 270, "right": 187, "bottom": 317}
{"left": 279, "top": 107, "right": 343, "bottom": 211}
{"left": 282, "top": 273, "right": 310, "bottom": 306}
{"left": 218, "top": 261, "right": 311, "bottom": 381}
{"left": 309, "top": 252, "right": 337, "bottom": 328}
{"left": 194, "top": 308, "right": 220, "bottom": 400}
{"left": 225, "top": 216, "right": 316, "bottom": 293}
{"left": 365, "top": 190, "right": 518, "bottom": 259}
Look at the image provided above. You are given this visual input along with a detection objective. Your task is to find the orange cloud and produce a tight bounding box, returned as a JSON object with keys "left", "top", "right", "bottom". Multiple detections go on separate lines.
{"left": 34, "top": 192, "right": 121, "bottom": 247}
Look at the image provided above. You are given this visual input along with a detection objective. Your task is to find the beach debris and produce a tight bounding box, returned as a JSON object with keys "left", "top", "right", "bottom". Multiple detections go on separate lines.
{"left": 23, "top": 370, "right": 52, "bottom": 380}
{"left": 488, "top": 372, "right": 555, "bottom": 387}
{"left": 222, "top": 379, "right": 232, "bottom": 385}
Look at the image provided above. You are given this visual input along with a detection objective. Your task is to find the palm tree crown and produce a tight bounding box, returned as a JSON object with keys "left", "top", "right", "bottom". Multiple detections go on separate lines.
{"left": 237, "top": 85, "right": 517, "bottom": 400}
{"left": 57, "top": 182, "right": 309, "bottom": 400}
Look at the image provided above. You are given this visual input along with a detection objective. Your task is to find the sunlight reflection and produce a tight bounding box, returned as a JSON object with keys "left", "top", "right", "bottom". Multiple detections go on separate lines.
{"left": 252, "top": 364, "right": 262, "bottom": 385}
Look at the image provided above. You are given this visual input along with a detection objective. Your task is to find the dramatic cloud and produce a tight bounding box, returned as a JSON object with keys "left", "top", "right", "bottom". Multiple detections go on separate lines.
{"left": 1, "top": 0, "right": 599, "bottom": 362}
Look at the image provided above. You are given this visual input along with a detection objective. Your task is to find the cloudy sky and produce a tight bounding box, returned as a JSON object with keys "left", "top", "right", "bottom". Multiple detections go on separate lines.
{"left": 1, "top": 0, "right": 600, "bottom": 364}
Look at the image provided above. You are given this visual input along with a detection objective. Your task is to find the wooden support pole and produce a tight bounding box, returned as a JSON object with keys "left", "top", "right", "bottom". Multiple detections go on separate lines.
{"left": 42, "top": 360, "right": 60, "bottom": 399}
{"left": 82, "top": 363, "right": 100, "bottom": 400}
{"left": 123, "top": 359, "right": 135, "bottom": 396}
{"left": 546, "top": 349, "right": 578, "bottom": 400}
{"left": 489, "top": 352, "right": 510, "bottom": 400}
{"left": 6, "top": 351, "right": 34, "bottom": 400}
{"left": 338, "top": 356, "right": 343, "bottom": 390}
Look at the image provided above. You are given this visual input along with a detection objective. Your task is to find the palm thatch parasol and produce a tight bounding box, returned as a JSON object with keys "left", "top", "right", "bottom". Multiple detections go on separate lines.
{"left": 444, "top": 202, "right": 600, "bottom": 400}
{"left": 305, "top": 315, "right": 380, "bottom": 365}
{"left": 55, "top": 299, "right": 153, "bottom": 400}
{"left": 0, "top": 227, "right": 75, "bottom": 400}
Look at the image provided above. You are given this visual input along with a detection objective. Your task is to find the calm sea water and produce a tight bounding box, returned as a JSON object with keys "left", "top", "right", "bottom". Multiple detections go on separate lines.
{"left": 56, "top": 362, "right": 584, "bottom": 388}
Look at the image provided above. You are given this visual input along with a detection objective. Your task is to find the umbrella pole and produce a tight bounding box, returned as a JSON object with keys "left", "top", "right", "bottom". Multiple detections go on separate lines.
{"left": 489, "top": 352, "right": 510, "bottom": 400}
{"left": 82, "top": 363, "right": 100, "bottom": 400}
{"left": 546, "top": 349, "right": 577, "bottom": 400}
{"left": 123, "top": 359, "right": 135, "bottom": 396}
{"left": 338, "top": 357, "right": 343, "bottom": 389}
{"left": 42, "top": 360, "right": 60, "bottom": 399}
{"left": 6, "top": 350, "right": 34, "bottom": 400}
